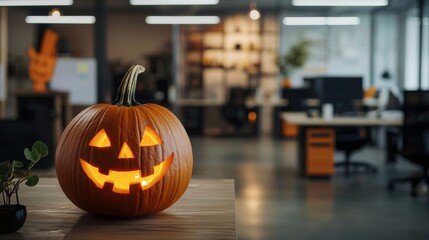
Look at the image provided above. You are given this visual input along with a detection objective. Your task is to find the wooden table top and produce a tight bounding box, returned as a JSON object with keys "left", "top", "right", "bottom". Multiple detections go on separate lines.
{"left": 281, "top": 112, "right": 402, "bottom": 127}
{"left": 3, "top": 178, "right": 236, "bottom": 240}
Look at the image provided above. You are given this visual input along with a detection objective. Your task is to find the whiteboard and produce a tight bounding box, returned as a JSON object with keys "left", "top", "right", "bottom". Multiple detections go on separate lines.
{"left": 50, "top": 58, "right": 97, "bottom": 105}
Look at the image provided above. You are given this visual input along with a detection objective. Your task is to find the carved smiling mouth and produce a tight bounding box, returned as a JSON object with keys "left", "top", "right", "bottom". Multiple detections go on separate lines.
{"left": 80, "top": 153, "right": 174, "bottom": 194}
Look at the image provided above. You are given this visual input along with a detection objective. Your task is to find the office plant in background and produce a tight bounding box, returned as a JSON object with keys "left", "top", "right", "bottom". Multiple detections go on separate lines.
{"left": 0, "top": 141, "right": 48, "bottom": 234}
{"left": 276, "top": 39, "right": 311, "bottom": 88}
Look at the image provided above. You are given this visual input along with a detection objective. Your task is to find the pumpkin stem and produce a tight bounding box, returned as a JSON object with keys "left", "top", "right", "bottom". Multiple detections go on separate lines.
{"left": 113, "top": 65, "right": 145, "bottom": 106}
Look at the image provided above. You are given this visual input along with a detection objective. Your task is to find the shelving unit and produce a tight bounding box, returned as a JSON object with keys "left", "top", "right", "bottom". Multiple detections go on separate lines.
{"left": 179, "top": 14, "right": 279, "bottom": 135}
{"left": 180, "top": 14, "right": 279, "bottom": 102}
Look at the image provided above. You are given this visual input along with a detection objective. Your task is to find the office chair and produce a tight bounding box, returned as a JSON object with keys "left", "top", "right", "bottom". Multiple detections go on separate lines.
{"left": 335, "top": 127, "right": 376, "bottom": 176}
{"left": 388, "top": 90, "right": 429, "bottom": 196}
{"left": 221, "top": 87, "right": 249, "bottom": 135}
{"left": 282, "top": 88, "right": 309, "bottom": 111}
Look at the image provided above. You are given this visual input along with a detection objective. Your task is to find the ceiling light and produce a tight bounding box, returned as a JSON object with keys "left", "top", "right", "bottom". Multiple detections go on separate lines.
{"left": 249, "top": 2, "right": 261, "bottom": 21}
{"left": 25, "top": 16, "right": 96, "bottom": 24}
{"left": 49, "top": 8, "right": 61, "bottom": 17}
{"left": 283, "top": 17, "right": 360, "bottom": 25}
{"left": 130, "top": 0, "right": 218, "bottom": 5}
{"left": 145, "top": 16, "right": 220, "bottom": 25}
{"left": 292, "top": 0, "right": 388, "bottom": 6}
{"left": 0, "top": 0, "right": 73, "bottom": 6}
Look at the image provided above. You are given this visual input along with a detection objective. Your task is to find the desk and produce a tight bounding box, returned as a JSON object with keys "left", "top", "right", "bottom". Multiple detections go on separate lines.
{"left": 281, "top": 113, "right": 402, "bottom": 176}
{"left": 3, "top": 178, "right": 236, "bottom": 240}
{"left": 176, "top": 98, "right": 287, "bottom": 136}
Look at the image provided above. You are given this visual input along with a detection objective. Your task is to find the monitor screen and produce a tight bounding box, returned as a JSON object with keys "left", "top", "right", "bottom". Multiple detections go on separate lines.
{"left": 315, "top": 76, "right": 363, "bottom": 114}
{"left": 303, "top": 77, "right": 318, "bottom": 98}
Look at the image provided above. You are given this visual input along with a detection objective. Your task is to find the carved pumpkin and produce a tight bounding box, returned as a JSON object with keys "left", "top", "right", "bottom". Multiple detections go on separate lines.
{"left": 55, "top": 65, "right": 193, "bottom": 217}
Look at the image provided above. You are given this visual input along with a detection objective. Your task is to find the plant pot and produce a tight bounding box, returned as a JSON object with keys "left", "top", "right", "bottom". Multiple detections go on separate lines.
{"left": 0, "top": 204, "right": 27, "bottom": 234}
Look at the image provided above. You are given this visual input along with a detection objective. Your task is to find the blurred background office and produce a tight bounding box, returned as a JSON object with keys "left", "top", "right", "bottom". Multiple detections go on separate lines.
{"left": 0, "top": 0, "right": 429, "bottom": 239}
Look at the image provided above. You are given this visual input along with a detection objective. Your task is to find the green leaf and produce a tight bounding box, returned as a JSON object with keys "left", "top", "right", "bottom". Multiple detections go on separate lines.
{"left": 31, "top": 151, "right": 41, "bottom": 162}
{"left": 13, "top": 160, "right": 24, "bottom": 168}
{"left": 14, "top": 169, "right": 27, "bottom": 178}
{"left": 0, "top": 161, "right": 11, "bottom": 175}
{"left": 25, "top": 175, "right": 39, "bottom": 187}
{"left": 24, "top": 148, "right": 34, "bottom": 161}
{"left": 32, "top": 141, "right": 48, "bottom": 158}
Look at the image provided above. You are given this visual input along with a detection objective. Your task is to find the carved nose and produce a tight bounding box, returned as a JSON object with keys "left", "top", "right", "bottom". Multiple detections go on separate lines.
{"left": 118, "top": 142, "right": 135, "bottom": 159}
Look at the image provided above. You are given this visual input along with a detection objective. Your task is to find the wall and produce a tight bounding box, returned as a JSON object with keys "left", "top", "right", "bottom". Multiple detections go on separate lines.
{"left": 8, "top": 10, "right": 172, "bottom": 67}
{"left": 52, "top": 24, "right": 94, "bottom": 57}
{"left": 279, "top": 13, "right": 371, "bottom": 88}
{"left": 107, "top": 13, "right": 172, "bottom": 67}
{"left": 8, "top": 9, "right": 35, "bottom": 60}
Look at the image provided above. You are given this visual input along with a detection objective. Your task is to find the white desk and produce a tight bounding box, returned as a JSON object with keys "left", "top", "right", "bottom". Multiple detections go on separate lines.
{"left": 281, "top": 112, "right": 402, "bottom": 176}
{"left": 281, "top": 112, "right": 402, "bottom": 127}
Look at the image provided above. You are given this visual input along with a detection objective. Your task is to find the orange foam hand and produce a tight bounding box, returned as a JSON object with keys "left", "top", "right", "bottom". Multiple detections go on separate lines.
{"left": 28, "top": 29, "right": 59, "bottom": 92}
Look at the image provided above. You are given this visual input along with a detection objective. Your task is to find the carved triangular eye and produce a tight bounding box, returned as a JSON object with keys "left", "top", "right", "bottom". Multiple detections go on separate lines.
{"left": 89, "top": 129, "right": 111, "bottom": 148}
{"left": 140, "top": 126, "right": 163, "bottom": 146}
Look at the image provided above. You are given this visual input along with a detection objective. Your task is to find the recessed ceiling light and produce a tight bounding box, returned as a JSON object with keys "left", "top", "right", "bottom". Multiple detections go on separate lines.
{"left": 0, "top": 0, "right": 73, "bottom": 6}
{"left": 25, "top": 16, "right": 96, "bottom": 24}
{"left": 130, "top": 0, "right": 218, "bottom": 5}
{"left": 249, "top": 2, "right": 261, "bottom": 21}
{"left": 283, "top": 17, "right": 360, "bottom": 25}
{"left": 145, "top": 16, "right": 220, "bottom": 25}
{"left": 292, "top": 0, "right": 388, "bottom": 6}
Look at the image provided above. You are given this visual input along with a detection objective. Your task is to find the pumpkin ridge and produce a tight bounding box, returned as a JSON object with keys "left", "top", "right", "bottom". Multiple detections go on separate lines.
{"left": 85, "top": 106, "right": 115, "bottom": 209}
{"left": 131, "top": 106, "right": 144, "bottom": 215}
{"left": 56, "top": 105, "right": 96, "bottom": 203}
{"left": 146, "top": 104, "right": 188, "bottom": 211}
{"left": 137, "top": 106, "right": 163, "bottom": 213}
{"left": 144, "top": 105, "right": 170, "bottom": 212}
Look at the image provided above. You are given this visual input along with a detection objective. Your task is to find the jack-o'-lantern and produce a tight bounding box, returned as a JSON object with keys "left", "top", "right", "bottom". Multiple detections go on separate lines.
{"left": 55, "top": 65, "right": 193, "bottom": 217}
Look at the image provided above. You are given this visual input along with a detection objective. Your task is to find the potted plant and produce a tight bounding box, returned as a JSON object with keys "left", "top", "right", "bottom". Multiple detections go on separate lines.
{"left": 0, "top": 140, "right": 48, "bottom": 234}
{"left": 276, "top": 39, "right": 311, "bottom": 88}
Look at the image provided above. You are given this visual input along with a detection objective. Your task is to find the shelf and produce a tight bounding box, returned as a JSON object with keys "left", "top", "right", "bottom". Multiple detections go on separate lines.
{"left": 181, "top": 14, "right": 279, "bottom": 103}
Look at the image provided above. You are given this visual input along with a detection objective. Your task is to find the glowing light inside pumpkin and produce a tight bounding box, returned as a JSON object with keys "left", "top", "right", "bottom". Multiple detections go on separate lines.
{"left": 89, "top": 129, "right": 111, "bottom": 147}
{"left": 80, "top": 153, "right": 174, "bottom": 194}
{"left": 118, "top": 142, "right": 135, "bottom": 159}
{"left": 140, "top": 126, "right": 163, "bottom": 146}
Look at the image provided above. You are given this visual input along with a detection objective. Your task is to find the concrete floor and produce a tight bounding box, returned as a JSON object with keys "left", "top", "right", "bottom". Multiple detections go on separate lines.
{"left": 190, "top": 136, "right": 429, "bottom": 240}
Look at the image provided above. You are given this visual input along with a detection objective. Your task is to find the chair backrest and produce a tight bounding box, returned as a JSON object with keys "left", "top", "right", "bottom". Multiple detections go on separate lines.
{"left": 226, "top": 87, "right": 247, "bottom": 106}
{"left": 282, "top": 88, "right": 309, "bottom": 111}
{"left": 402, "top": 90, "right": 429, "bottom": 154}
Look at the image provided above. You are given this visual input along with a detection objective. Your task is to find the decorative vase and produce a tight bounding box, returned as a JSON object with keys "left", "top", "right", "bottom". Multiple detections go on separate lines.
{"left": 0, "top": 205, "right": 27, "bottom": 234}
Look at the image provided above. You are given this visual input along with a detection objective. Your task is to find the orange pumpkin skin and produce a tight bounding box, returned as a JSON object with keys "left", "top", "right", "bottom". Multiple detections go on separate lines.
{"left": 55, "top": 65, "right": 193, "bottom": 217}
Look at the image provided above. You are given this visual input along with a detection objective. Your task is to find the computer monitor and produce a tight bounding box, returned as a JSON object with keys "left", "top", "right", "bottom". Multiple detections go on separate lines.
{"left": 315, "top": 76, "right": 363, "bottom": 114}
{"left": 303, "top": 77, "right": 319, "bottom": 98}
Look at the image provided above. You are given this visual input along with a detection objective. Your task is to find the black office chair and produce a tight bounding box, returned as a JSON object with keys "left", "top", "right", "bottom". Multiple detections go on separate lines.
{"left": 335, "top": 127, "right": 376, "bottom": 176}
{"left": 282, "top": 88, "right": 309, "bottom": 111}
{"left": 388, "top": 90, "right": 429, "bottom": 196}
{"left": 221, "top": 87, "right": 249, "bottom": 135}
